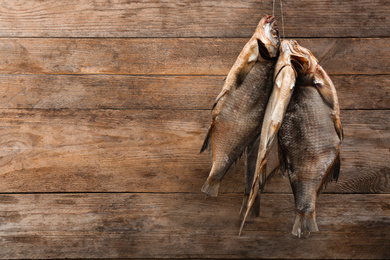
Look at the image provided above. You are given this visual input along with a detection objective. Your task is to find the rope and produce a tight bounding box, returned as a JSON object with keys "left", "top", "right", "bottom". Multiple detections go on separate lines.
{"left": 272, "top": 0, "right": 275, "bottom": 16}
{"left": 280, "top": 0, "right": 285, "bottom": 39}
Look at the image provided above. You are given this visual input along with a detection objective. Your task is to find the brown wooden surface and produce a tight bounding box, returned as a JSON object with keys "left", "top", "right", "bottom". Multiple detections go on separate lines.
{"left": 0, "top": 74, "right": 389, "bottom": 110}
{"left": 0, "top": 193, "right": 389, "bottom": 259}
{"left": 0, "top": 0, "right": 388, "bottom": 38}
{"left": 0, "top": 109, "right": 387, "bottom": 194}
{"left": 0, "top": 0, "right": 389, "bottom": 259}
{"left": 0, "top": 38, "right": 388, "bottom": 75}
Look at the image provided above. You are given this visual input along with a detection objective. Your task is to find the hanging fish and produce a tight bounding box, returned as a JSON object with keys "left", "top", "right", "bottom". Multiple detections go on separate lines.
{"left": 200, "top": 14, "right": 280, "bottom": 197}
{"left": 240, "top": 40, "right": 343, "bottom": 237}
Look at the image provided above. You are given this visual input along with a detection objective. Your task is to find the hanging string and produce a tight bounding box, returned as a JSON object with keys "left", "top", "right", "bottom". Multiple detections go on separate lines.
{"left": 272, "top": 0, "right": 275, "bottom": 16}
{"left": 280, "top": 0, "right": 285, "bottom": 39}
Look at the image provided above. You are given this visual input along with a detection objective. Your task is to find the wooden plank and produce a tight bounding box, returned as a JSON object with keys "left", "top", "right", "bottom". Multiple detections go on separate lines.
{"left": 336, "top": 75, "right": 390, "bottom": 110}
{"left": 0, "top": 109, "right": 387, "bottom": 194}
{"left": 0, "top": 74, "right": 388, "bottom": 110}
{"left": 0, "top": 38, "right": 388, "bottom": 75}
{"left": 0, "top": 193, "right": 388, "bottom": 259}
{"left": 0, "top": 0, "right": 388, "bottom": 38}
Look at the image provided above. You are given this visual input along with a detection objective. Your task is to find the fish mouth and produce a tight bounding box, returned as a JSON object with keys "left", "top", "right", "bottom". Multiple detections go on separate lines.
{"left": 265, "top": 14, "right": 276, "bottom": 24}
{"left": 256, "top": 14, "right": 280, "bottom": 59}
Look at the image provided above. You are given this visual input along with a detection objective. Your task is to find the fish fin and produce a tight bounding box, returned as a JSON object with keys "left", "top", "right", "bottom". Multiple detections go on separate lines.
{"left": 313, "top": 64, "right": 338, "bottom": 110}
{"left": 331, "top": 112, "right": 344, "bottom": 141}
{"left": 239, "top": 190, "right": 261, "bottom": 219}
{"left": 241, "top": 140, "right": 257, "bottom": 218}
{"left": 240, "top": 146, "right": 269, "bottom": 235}
{"left": 239, "top": 157, "right": 266, "bottom": 235}
{"left": 313, "top": 65, "right": 337, "bottom": 110}
{"left": 292, "top": 212, "right": 319, "bottom": 238}
{"left": 318, "top": 152, "right": 341, "bottom": 194}
{"left": 232, "top": 149, "right": 245, "bottom": 166}
{"left": 212, "top": 89, "right": 229, "bottom": 109}
{"left": 200, "top": 123, "right": 213, "bottom": 154}
{"left": 240, "top": 137, "right": 262, "bottom": 219}
{"left": 201, "top": 177, "right": 220, "bottom": 197}
{"left": 313, "top": 66, "right": 343, "bottom": 141}
{"left": 239, "top": 178, "right": 260, "bottom": 236}
{"left": 329, "top": 153, "right": 341, "bottom": 183}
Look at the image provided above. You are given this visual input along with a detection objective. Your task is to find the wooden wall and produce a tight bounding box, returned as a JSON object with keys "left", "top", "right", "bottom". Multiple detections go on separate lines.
{"left": 0, "top": 0, "right": 389, "bottom": 259}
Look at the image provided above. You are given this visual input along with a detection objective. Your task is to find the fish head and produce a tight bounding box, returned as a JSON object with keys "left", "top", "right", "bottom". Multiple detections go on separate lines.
{"left": 293, "top": 42, "right": 333, "bottom": 88}
{"left": 254, "top": 14, "right": 280, "bottom": 60}
{"left": 289, "top": 40, "right": 319, "bottom": 81}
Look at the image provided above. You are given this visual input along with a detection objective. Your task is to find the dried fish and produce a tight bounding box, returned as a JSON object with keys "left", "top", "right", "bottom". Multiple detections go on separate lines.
{"left": 200, "top": 14, "right": 280, "bottom": 197}
{"left": 241, "top": 40, "right": 343, "bottom": 237}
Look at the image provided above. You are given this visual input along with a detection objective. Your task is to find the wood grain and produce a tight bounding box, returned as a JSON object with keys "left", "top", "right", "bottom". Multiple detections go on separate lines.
{"left": 0, "top": 0, "right": 388, "bottom": 38}
{"left": 0, "top": 1, "right": 387, "bottom": 260}
{"left": 0, "top": 74, "right": 388, "bottom": 110}
{"left": 0, "top": 38, "right": 388, "bottom": 75}
{"left": 0, "top": 193, "right": 388, "bottom": 259}
{"left": 0, "top": 109, "right": 387, "bottom": 194}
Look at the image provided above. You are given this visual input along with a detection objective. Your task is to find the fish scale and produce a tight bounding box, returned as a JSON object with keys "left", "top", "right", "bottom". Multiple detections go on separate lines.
{"left": 280, "top": 86, "right": 339, "bottom": 179}
{"left": 201, "top": 14, "right": 280, "bottom": 198}
{"left": 240, "top": 40, "right": 342, "bottom": 237}
{"left": 205, "top": 61, "right": 275, "bottom": 190}
{"left": 278, "top": 45, "right": 342, "bottom": 237}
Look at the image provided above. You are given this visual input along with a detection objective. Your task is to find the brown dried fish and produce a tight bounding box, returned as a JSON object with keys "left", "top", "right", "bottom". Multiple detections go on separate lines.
{"left": 200, "top": 14, "right": 280, "bottom": 197}
{"left": 241, "top": 40, "right": 343, "bottom": 237}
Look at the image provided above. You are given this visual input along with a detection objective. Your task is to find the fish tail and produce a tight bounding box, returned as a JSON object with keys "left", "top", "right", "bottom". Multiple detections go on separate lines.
{"left": 292, "top": 211, "right": 319, "bottom": 238}
{"left": 201, "top": 177, "right": 221, "bottom": 197}
{"left": 239, "top": 191, "right": 260, "bottom": 218}
{"left": 239, "top": 179, "right": 260, "bottom": 235}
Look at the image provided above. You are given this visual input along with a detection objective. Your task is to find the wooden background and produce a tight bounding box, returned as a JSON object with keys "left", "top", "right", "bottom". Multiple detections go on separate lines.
{"left": 0, "top": 0, "right": 389, "bottom": 259}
